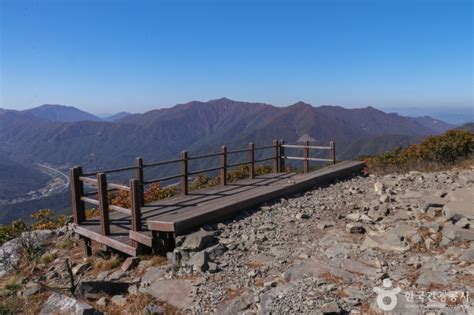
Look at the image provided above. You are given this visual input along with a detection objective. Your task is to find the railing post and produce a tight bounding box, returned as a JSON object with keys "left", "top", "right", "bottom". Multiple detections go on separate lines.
{"left": 272, "top": 139, "right": 278, "bottom": 173}
{"left": 221, "top": 146, "right": 227, "bottom": 186}
{"left": 135, "top": 157, "right": 144, "bottom": 206}
{"left": 304, "top": 140, "right": 309, "bottom": 174}
{"left": 70, "top": 166, "right": 85, "bottom": 224}
{"left": 248, "top": 143, "right": 255, "bottom": 179}
{"left": 181, "top": 151, "right": 188, "bottom": 196}
{"left": 280, "top": 139, "right": 286, "bottom": 172}
{"left": 130, "top": 179, "right": 142, "bottom": 235}
{"left": 330, "top": 141, "right": 336, "bottom": 165}
{"left": 97, "top": 173, "right": 110, "bottom": 235}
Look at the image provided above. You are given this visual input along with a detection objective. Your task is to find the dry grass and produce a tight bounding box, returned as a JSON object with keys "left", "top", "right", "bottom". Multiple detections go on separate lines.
{"left": 222, "top": 287, "right": 245, "bottom": 303}
{"left": 93, "top": 255, "right": 123, "bottom": 271}
{"left": 319, "top": 271, "right": 344, "bottom": 284}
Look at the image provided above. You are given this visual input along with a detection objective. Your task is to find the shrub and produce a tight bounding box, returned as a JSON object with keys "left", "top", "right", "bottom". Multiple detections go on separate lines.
{"left": 0, "top": 219, "right": 29, "bottom": 246}
{"left": 365, "top": 130, "right": 474, "bottom": 174}
{"left": 38, "top": 252, "right": 56, "bottom": 265}
{"left": 31, "top": 209, "right": 67, "bottom": 230}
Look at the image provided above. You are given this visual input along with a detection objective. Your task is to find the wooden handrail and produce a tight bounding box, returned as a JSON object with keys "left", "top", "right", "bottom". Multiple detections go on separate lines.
{"left": 107, "top": 182, "right": 131, "bottom": 192}
{"left": 283, "top": 156, "right": 333, "bottom": 162}
{"left": 144, "top": 173, "right": 182, "bottom": 185}
{"left": 79, "top": 176, "right": 98, "bottom": 185}
{"left": 188, "top": 152, "right": 221, "bottom": 160}
{"left": 83, "top": 165, "right": 138, "bottom": 176}
{"left": 281, "top": 144, "right": 331, "bottom": 150}
{"left": 143, "top": 158, "right": 182, "bottom": 168}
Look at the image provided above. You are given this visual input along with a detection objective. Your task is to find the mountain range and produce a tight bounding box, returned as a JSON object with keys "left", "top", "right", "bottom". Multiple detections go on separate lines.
{"left": 0, "top": 98, "right": 462, "bottom": 222}
{"left": 0, "top": 98, "right": 455, "bottom": 169}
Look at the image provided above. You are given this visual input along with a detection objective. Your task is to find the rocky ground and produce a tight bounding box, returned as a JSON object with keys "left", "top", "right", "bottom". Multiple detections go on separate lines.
{"left": 1, "top": 167, "right": 473, "bottom": 314}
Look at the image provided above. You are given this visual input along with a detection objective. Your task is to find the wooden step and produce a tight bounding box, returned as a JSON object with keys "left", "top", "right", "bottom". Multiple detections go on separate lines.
{"left": 72, "top": 223, "right": 138, "bottom": 256}
{"left": 129, "top": 230, "right": 153, "bottom": 247}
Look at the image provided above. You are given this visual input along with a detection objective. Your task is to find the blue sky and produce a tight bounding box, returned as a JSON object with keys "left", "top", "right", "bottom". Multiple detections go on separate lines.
{"left": 0, "top": 0, "right": 472, "bottom": 116}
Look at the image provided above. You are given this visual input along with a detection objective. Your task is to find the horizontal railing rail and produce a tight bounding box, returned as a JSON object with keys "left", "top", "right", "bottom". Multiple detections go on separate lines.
{"left": 70, "top": 139, "right": 336, "bottom": 248}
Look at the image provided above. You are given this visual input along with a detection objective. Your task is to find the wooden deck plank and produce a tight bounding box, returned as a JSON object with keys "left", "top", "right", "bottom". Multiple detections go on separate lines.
{"left": 147, "top": 161, "right": 364, "bottom": 234}
{"left": 73, "top": 161, "right": 365, "bottom": 253}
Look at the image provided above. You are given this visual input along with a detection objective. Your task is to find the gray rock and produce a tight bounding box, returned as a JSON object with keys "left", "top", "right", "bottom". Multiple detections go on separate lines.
{"left": 317, "top": 221, "right": 334, "bottom": 230}
{"left": 187, "top": 250, "right": 209, "bottom": 272}
{"left": 143, "top": 303, "right": 165, "bottom": 315}
{"left": 111, "top": 295, "right": 127, "bottom": 307}
{"left": 346, "top": 223, "right": 366, "bottom": 234}
{"left": 362, "top": 230, "right": 410, "bottom": 252}
{"left": 320, "top": 301, "right": 341, "bottom": 314}
{"left": 72, "top": 263, "right": 91, "bottom": 276}
{"left": 374, "top": 182, "right": 386, "bottom": 195}
{"left": 346, "top": 212, "right": 361, "bottom": 222}
{"left": 216, "top": 291, "right": 253, "bottom": 314}
{"left": 146, "top": 279, "right": 196, "bottom": 310}
{"left": 96, "top": 297, "right": 107, "bottom": 307}
{"left": 205, "top": 243, "right": 227, "bottom": 260}
{"left": 39, "top": 292, "right": 101, "bottom": 315}
{"left": 180, "top": 230, "right": 216, "bottom": 251}
{"left": 140, "top": 267, "right": 166, "bottom": 286}
{"left": 443, "top": 187, "right": 474, "bottom": 220}
{"left": 295, "top": 212, "right": 310, "bottom": 219}
{"left": 416, "top": 269, "right": 450, "bottom": 288}
{"left": 459, "top": 246, "right": 474, "bottom": 263}
{"left": 167, "top": 250, "right": 182, "bottom": 267}
{"left": 442, "top": 224, "right": 474, "bottom": 242}
{"left": 0, "top": 230, "right": 55, "bottom": 277}
{"left": 207, "top": 262, "right": 218, "bottom": 273}
{"left": 22, "top": 282, "right": 41, "bottom": 297}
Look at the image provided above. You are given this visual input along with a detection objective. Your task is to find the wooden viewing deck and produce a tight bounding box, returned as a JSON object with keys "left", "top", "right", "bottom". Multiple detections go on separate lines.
{"left": 70, "top": 140, "right": 365, "bottom": 256}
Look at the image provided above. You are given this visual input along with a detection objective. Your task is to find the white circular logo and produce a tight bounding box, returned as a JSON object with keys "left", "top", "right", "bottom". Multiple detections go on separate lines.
{"left": 373, "top": 279, "right": 401, "bottom": 311}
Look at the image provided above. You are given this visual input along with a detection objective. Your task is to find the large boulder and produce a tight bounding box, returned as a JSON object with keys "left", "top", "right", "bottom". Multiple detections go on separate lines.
{"left": 39, "top": 293, "right": 101, "bottom": 315}
{"left": 0, "top": 230, "right": 55, "bottom": 277}
{"left": 145, "top": 279, "right": 196, "bottom": 310}
{"left": 180, "top": 230, "right": 216, "bottom": 251}
{"left": 443, "top": 187, "right": 474, "bottom": 220}
{"left": 362, "top": 229, "right": 411, "bottom": 253}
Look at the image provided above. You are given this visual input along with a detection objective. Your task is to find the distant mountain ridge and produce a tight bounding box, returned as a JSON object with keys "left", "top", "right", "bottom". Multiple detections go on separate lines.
{"left": 104, "top": 112, "right": 132, "bottom": 121}
{"left": 23, "top": 104, "right": 102, "bottom": 122}
{"left": 0, "top": 98, "right": 455, "bottom": 169}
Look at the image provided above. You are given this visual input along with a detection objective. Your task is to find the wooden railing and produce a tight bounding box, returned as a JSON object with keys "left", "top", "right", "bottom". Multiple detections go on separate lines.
{"left": 70, "top": 139, "right": 335, "bottom": 241}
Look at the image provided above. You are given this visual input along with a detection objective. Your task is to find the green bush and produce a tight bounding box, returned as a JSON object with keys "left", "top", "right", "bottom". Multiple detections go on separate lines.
{"left": 365, "top": 130, "right": 474, "bottom": 173}
{"left": 0, "top": 219, "right": 28, "bottom": 246}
